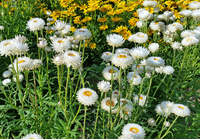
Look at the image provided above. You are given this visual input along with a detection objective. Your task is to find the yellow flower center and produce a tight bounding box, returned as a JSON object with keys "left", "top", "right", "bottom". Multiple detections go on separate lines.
{"left": 58, "top": 40, "right": 64, "bottom": 43}
{"left": 178, "top": 106, "right": 185, "bottom": 109}
{"left": 129, "top": 127, "right": 139, "bottom": 133}
{"left": 124, "top": 48, "right": 128, "bottom": 51}
{"left": 106, "top": 53, "right": 110, "bottom": 55}
{"left": 154, "top": 58, "right": 159, "bottom": 60}
{"left": 33, "top": 20, "right": 37, "bottom": 22}
{"left": 30, "top": 138, "right": 35, "bottom": 139}
{"left": 106, "top": 100, "right": 114, "bottom": 107}
{"left": 155, "top": 22, "right": 159, "bottom": 25}
{"left": 118, "top": 55, "right": 127, "bottom": 58}
{"left": 173, "top": 24, "right": 176, "bottom": 26}
{"left": 137, "top": 65, "right": 141, "bottom": 68}
{"left": 83, "top": 91, "right": 92, "bottom": 96}
{"left": 139, "top": 96, "right": 143, "bottom": 99}
{"left": 68, "top": 53, "right": 75, "bottom": 56}
{"left": 18, "top": 60, "right": 25, "bottom": 63}
{"left": 137, "top": 34, "right": 144, "bottom": 38}
{"left": 134, "top": 76, "right": 137, "bottom": 78}
{"left": 186, "top": 38, "right": 193, "bottom": 42}
{"left": 4, "top": 43, "right": 11, "bottom": 46}
{"left": 114, "top": 92, "right": 118, "bottom": 94}
{"left": 121, "top": 100, "right": 127, "bottom": 103}
{"left": 126, "top": 111, "right": 128, "bottom": 114}
{"left": 109, "top": 69, "right": 116, "bottom": 73}
{"left": 79, "top": 30, "right": 85, "bottom": 32}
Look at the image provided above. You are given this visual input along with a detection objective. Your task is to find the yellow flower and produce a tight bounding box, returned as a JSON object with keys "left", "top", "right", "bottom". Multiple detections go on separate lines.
{"left": 110, "top": 0, "right": 121, "bottom": 3}
{"left": 79, "top": 4, "right": 87, "bottom": 10}
{"left": 113, "top": 26, "right": 128, "bottom": 34}
{"left": 70, "top": 26, "right": 76, "bottom": 32}
{"left": 82, "top": 17, "right": 92, "bottom": 23}
{"left": 117, "top": 1, "right": 125, "bottom": 9}
{"left": 107, "top": 9, "right": 115, "bottom": 16}
{"left": 115, "top": 9, "right": 124, "bottom": 14}
{"left": 111, "top": 17, "right": 122, "bottom": 22}
{"left": 128, "top": 17, "right": 139, "bottom": 26}
{"left": 73, "top": 16, "right": 82, "bottom": 25}
{"left": 100, "top": 4, "right": 113, "bottom": 12}
{"left": 122, "top": 30, "right": 132, "bottom": 40}
{"left": 97, "top": 17, "right": 108, "bottom": 22}
{"left": 89, "top": 43, "right": 96, "bottom": 49}
{"left": 99, "top": 25, "right": 108, "bottom": 30}
{"left": 133, "top": 12, "right": 138, "bottom": 17}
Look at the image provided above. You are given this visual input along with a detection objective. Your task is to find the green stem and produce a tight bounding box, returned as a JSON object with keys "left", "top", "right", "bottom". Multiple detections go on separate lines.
{"left": 83, "top": 106, "right": 87, "bottom": 139}
{"left": 157, "top": 116, "right": 168, "bottom": 139}
{"left": 64, "top": 66, "right": 70, "bottom": 122}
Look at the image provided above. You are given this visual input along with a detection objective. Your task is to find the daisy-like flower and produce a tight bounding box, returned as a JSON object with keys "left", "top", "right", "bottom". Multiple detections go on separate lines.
{"left": 63, "top": 50, "right": 82, "bottom": 69}
{"left": 181, "top": 30, "right": 198, "bottom": 38}
{"left": 12, "top": 41, "right": 29, "bottom": 55}
{"left": 74, "top": 28, "right": 92, "bottom": 40}
{"left": 102, "top": 66, "right": 119, "bottom": 80}
{"left": 157, "top": 14, "right": 167, "bottom": 22}
{"left": 171, "top": 42, "right": 183, "bottom": 50}
{"left": 148, "top": 43, "right": 159, "bottom": 53}
{"left": 143, "top": 1, "right": 157, "bottom": 7}
{"left": 27, "top": 18, "right": 45, "bottom": 32}
{"left": 0, "top": 39, "right": 14, "bottom": 56}
{"left": 106, "top": 34, "right": 125, "bottom": 47}
{"left": 160, "top": 101, "right": 172, "bottom": 116}
{"left": 15, "top": 34, "right": 27, "bottom": 44}
{"left": 120, "top": 110, "right": 132, "bottom": 120}
{"left": 97, "top": 80, "right": 111, "bottom": 93}
{"left": 51, "top": 38, "right": 71, "bottom": 53}
{"left": 167, "top": 23, "right": 183, "bottom": 33}
{"left": 163, "top": 11, "right": 174, "bottom": 18}
{"left": 22, "top": 133, "right": 43, "bottom": 139}
{"left": 14, "top": 56, "right": 33, "bottom": 72}
{"left": 138, "top": 10, "right": 150, "bottom": 20}
{"left": 163, "top": 66, "right": 174, "bottom": 75}
{"left": 54, "top": 20, "right": 66, "bottom": 31}
{"left": 133, "top": 94, "right": 147, "bottom": 106}
{"left": 2, "top": 79, "right": 11, "bottom": 86}
{"left": 171, "top": 104, "right": 190, "bottom": 117}
{"left": 131, "top": 64, "right": 144, "bottom": 74}
{"left": 155, "top": 66, "right": 164, "bottom": 74}
{"left": 155, "top": 104, "right": 165, "bottom": 116}
{"left": 146, "top": 56, "right": 165, "bottom": 68}
{"left": 31, "top": 59, "right": 43, "bottom": 69}
{"left": 179, "top": 10, "right": 192, "bottom": 17}
{"left": 61, "top": 23, "right": 71, "bottom": 35}
{"left": 148, "top": 118, "right": 156, "bottom": 126}
{"left": 52, "top": 54, "right": 64, "bottom": 66}
{"left": 136, "top": 20, "right": 144, "bottom": 28}
{"left": 13, "top": 74, "right": 24, "bottom": 82}
{"left": 128, "top": 32, "right": 148, "bottom": 44}
{"left": 129, "top": 47, "right": 150, "bottom": 59}
{"left": 101, "top": 52, "right": 112, "bottom": 62}
{"left": 181, "top": 37, "right": 199, "bottom": 47}
{"left": 111, "top": 53, "right": 133, "bottom": 69}
{"left": 120, "top": 99, "right": 134, "bottom": 112}
{"left": 149, "top": 21, "right": 165, "bottom": 32}
{"left": 189, "top": 2, "right": 200, "bottom": 10}
{"left": 101, "top": 97, "right": 118, "bottom": 113}
{"left": 112, "top": 89, "right": 121, "bottom": 98}
{"left": 127, "top": 72, "right": 142, "bottom": 85}
{"left": 2, "top": 70, "right": 11, "bottom": 78}
{"left": 37, "top": 39, "right": 47, "bottom": 48}
{"left": 116, "top": 48, "right": 130, "bottom": 54}
{"left": 76, "top": 88, "right": 98, "bottom": 106}
{"left": 122, "top": 123, "right": 146, "bottom": 139}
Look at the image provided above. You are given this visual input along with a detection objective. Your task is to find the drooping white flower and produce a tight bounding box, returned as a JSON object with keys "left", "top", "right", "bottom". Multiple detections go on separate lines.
{"left": 27, "top": 18, "right": 45, "bottom": 32}
{"left": 155, "top": 104, "right": 164, "bottom": 116}
{"left": 163, "top": 66, "right": 174, "bottom": 75}
{"left": 37, "top": 39, "right": 47, "bottom": 48}
{"left": 106, "top": 34, "right": 125, "bottom": 47}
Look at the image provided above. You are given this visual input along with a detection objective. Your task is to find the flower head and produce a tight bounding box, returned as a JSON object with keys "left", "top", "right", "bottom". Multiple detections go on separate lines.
{"left": 171, "top": 104, "right": 190, "bottom": 117}
{"left": 102, "top": 66, "right": 119, "bottom": 80}
{"left": 2, "top": 79, "right": 11, "bottom": 86}
{"left": 148, "top": 118, "right": 156, "bottom": 126}
{"left": 27, "top": 18, "right": 45, "bottom": 32}
{"left": 148, "top": 43, "right": 159, "bottom": 53}
{"left": 63, "top": 50, "right": 82, "bottom": 69}
{"left": 22, "top": 133, "right": 43, "bottom": 139}
{"left": 101, "top": 97, "right": 118, "bottom": 113}
{"left": 127, "top": 72, "right": 142, "bottom": 85}
{"left": 74, "top": 28, "right": 92, "bottom": 40}
{"left": 2, "top": 70, "right": 11, "bottom": 78}
{"left": 130, "top": 47, "right": 150, "bottom": 59}
{"left": 106, "top": 34, "right": 125, "bottom": 47}
{"left": 14, "top": 57, "right": 33, "bottom": 72}
{"left": 146, "top": 56, "right": 165, "bottom": 68}
{"left": 97, "top": 80, "right": 111, "bottom": 93}
{"left": 181, "top": 37, "right": 199, "bottom": 47}
{"left": 101, "top": 52, "right": 112, "bottom": 62}
{"left": 128, "top": 32, "right": 148, "bottom": 44}
{"left": 111, "top": 53, "right": 133, "bottom": 69}
{"left": 133, "top": 94, "right": 147, "bottom": 106}
{"left": 51, "top": 38, "right": 71, "bottom": 53}
{"left": 163, "top": 66, "right": 174, "bottom": 75}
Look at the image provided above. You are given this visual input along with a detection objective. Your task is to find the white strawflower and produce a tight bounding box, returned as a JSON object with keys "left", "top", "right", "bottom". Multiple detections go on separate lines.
{"left": 118, "top": 135, "right": 133, "bottom": 139}
{"left": 112, "top": 89, "right": 120, "bottom": 98}
{"left": 169, "top": 15, "right": 176, "bottom": 21}
{"left": 27, "top": 18, "right": 45, "bottom": 32}
{"left": 101, "top": 52, "right": 112, "bottom": 62}
{"left": 116, "top": 48, "right": 129, "bottom": 54}
{"left": 131, "top": 64, "right": 144, "bottom": 74}
{"left": 137, "top": 8, "right": 146, "bottom": 14}
{"left": 146, "top": 56, "right": 165, "bottom": 68}
{"left": 189, "top": 1, "right": 200, "bottom": 9}
{"left": 63, "top": 50, "right": 82, "bottom": 69}
{"left": 167, "top": 23, "right": 183, "bottom": 33}
{"left": 74, "top": 28, "right": 92, "bottom": 40}
{"left": 52, "top": 54, "right": 64, "bottom": 66}
{"left": 148, "top": 118, "right": 156, "bottom": 126}
{"left": 120, "top": 99, "right": 134, "bottom": 112}
{"left": 120, "top": 110, "right": 132, "bottom": 120}
{"left": 102, "top": 66, "right": 119, "bottom": 80}
{"left": 181, "top": 30, "right": 197, "bottom": 38}
{"left": 111, "top": 53, "right": 133, "bottom": 69}
{"left": 148, "top": 43, "right": 159, "bottom": 53}
{"left": 146, "top": 65, "right": 154, "bottom": 73}
{"left": 130, "top": 46, "right": 150, "bottom": 59}
{"left": 76, "top": 88, "right": 98, "bottom": 106}
{"left": 140, "top": 59, "right": 147, "bottom": 66}
{"left": 171, "top": 42, "right": 183, "bottom": 50}
{"left": 157, "top": 14, "right": 167, "bottom": 22}
{"left": 155, "top": 66, "right": 164, "bottom": 74}
{"left": 164, "top": 121, "right": 170, "bottom": 127}
{"left": 2, "top": 70, "right": 11, "bottom": 78}
{"left": 54, "top": 20, "right": 66, "bottom": 31}
{"left": 51, "top": 38, "right": 71, "bottom": 53}
{"left": 46, "top": 11, "right": 51, "bottom": 16}
{"left": 106, "top": 34, "right": 125, "bottom": 47}
{"left": 128, "top": 32, "right": 148, "bottom": 44}
{"left": 14, "top": 57, "right": 33, "bottom": 72}
{"left": 122, "top": 123, "right": 146, "bottom": 139}
{"left": 22, "top": 133, "right": 43, "bottom": 139}
{"left": 97, "top": 80, "right": 111, "bottom": 93}
{"left": 160, "top": 101, "right": 172, "bottom": 116}
{"left": 2, "top": 79, "right": 11, "bottom": 86}
{"left": 133, "top": 94, "right": 147, "bottom": 106}
{"left": 37, "top": 39, "right": 47, "bottom": 48}
{"left": 171, "top": 104, "right": 190, "bottom": 117}
{"left": 101, "top": 97, "right": 118, "bottom": 113}
{"left": 61, "top": 23, "right": 71, "bottom": 35}
{"left": 155, "top": 104, "right": 164, "bottom": 116}
{"left": 13, "top": 74, "right": 24, "bottom": 82}
{"left": 14, "top": 34, "right": 27, "bottom": 44}
{"left": 179, "top": 10, "right": 192, "bottom": 17}
{"left": 45, "top": 46, "right": 52, "bottom": 52}
{"left": 181, "top": 37, "right": 199, "bottom": 47}
{"left": 0, "top": 25, "right": 4, "bottom": 30}
{"left": 191, "top": 9, "right": 200, "bottom": 19}
{"left": 32, "top": 59, "right": 43, "bottom": 69}
{"left": 12, "top": 41, "right": 29, "bottom": 55}
{"left": 138, "top": 10, "right": 150, "bottom": 20}
{"left": 0, "top": 39, "right": 15, "bottom": 56}
{"left": 143, "top": 1, "right": 157, "bottom": 7}
{"left": 136, "top": 20, "right": 144, "bottom": 28}
{"left": 165, "top": 101, "right": 174, "bottom": 109}
{"left": 149, "top": 21, "right": 165, "bottom": 32}
{"left": 127, "top": 72, "right": 142, "bottom": 85}
{"left": 163, "top": 66, "right": 174, "bottom": 75}
{"left": 153, "top": 6, "right": 160, "bottom": 13}
{"left": 163, "top": 11, "right": 174, "bottom": 18}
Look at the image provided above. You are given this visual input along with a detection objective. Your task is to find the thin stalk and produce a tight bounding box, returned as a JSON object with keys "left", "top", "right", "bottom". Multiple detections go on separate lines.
{"left": 70, "top": 104, "right": 82, "bottom": 124}
{"left": 157, "top": 116, "right": 168, "bottom": 139}
{"left": 64, "top": 66, "right": 70, "bottom": 122}
{"left": 83, "top": 106, "right": 87, "bottom": 139}
{"left": 33, "top": 71, "right": 38, "bottom": 116}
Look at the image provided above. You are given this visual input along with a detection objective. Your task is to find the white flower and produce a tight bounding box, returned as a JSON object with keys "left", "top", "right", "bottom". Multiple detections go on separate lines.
{"left": 136, "top": 20, "right": 144, "bottom": 28}
{"left": 27, "top": 18, "right": 45, "bottom": 32}
{"left": 140, "top": 59, "right": 147, "bottom": 66}
{"left": 163, "top": 11, "right": 174, "bottom": 18}
{"left": 101, "top": 52, "right": 112, "bottom": 62}
{"left": 122, "top": 123, "right": 146, "bottom": 139}
{"left": 13, "top": 74, "right": 24, "bottom": 82}
{"left": 130, "top": 47, "right": 150, "bottom": 59}
{"left": 97, "top": 80, "right": 111, "bottom": 93}
{"left": 171, "top": 104, "right": 190, "bottom": 117}
{"left": 164, "top": 121, "right": 170, "bottom": 127}
{"left": 120, "top": 99, "right": 134, "bottom": 112}
{"left": 14, "top": 57, "right": 33, "bottom": 72}
{"left": 192, "top": 9, "right": 200, "bottom": 19}
{"left": 133, "top": 94, "right": 147, "bottom": 106}
{"left": 143, "top": 1, "right": 157, "bottom": 7}
{"left": 116, "top": 48, "right": 129, "bottom": 54}
{"left": 14, "top": 34, "right": 27, "bottom": 44}
{"left": 37, "top": 39, "right": 47, "bottom": 48}
{"left": 157, "top": 14, "right": 167, "bottom": 22}
{"left": 120, "top": 110, "right": 132, "bottom": 120}
{"left": 155, "top": 104, "right": 164, "bottom": 116}
{"left": 76, "top": 88, "right": 98, "bottom": 106}
{"left": 31, "top": 59, "right": 43, "bottom": 69}
{"left": 149, "top": 21, "right": 165, "bottom": 32}
{"left": 131, "top": 64, "right": 144, "bottom": 74}
{"left": 46, "top": 11, "right": 51, "bottom": 16}
{"left": 118, "top": 135, "right": 133, "bottom": 139}
{"left": 127, "top": 72, "right": 142, "bottom": 85}
{"left": 160, "top": 101, "right": 172, "bottom": 116}
{"left": 63, "top": 50, "right": 82, "bottom": 69}
{"left": 54, "top": 20, "right": 66, "bottom": 31}
{"left": 52, "top": 54, "right": 64, "bottom": 66}
{"left": 171, "top": 42, "right": 183, "bottom": 50}
{"left": 128, "top": 32, "right": 148, "bottom": 44}
{"left": 146, "top": 56, "right": 165, "bottom": 68}
{"left": 111, "top": 53, "right": 133, "bottom": 69}
{"left": 2, "top": 79, "right": 11, "bottom": 86}
{"left": 0, "top": 39, "right": 15, "bottom": 56}
{"left": 146, "top": 66, "right": 154, "bottom": 73}
{"left": 45, "top": 46, "right": 52, "bottom": 52}
{"left": 102, "top": 66, "right": 119, "bottom": 80}
{"left": 148, "top": 43, "right": 159, "bottom": 53}
{"left": 61, "top": 23, "right": 71, "bottom": 35}
{"left": 167, "top": 23, "right": 183, "bottom": 33}
{"left": 179, "top": 10, "right": 192, "bottom": 17}
{"left": 0, "top": 25, "right": 4, "bottom": 30}
{"left": 74, "top": 28, "right": 92, "bottom": 40}
{"left": 181, "top": 37, "right": 199, "bottom": 47}
{"left": 181, "top": 30, "right": 197, "bottom": 38}
{"left": 2, "top": 70, "right": 11, "bottom": 78}
{"left": 155, "top": 66, "right": 164, "bottom": 74}
{"left": 101, "top": 97, "right": 118, "bottom": 113}
{"left": 12, "top": 41, "right": 29, "bottom": 55}
{"left": 189, "top": 1, "right": 200, "bottom": 9}
{"left": 22, "top": 133, "right": 43, "bottom": 139}
{"left": 148, "top": 118, "right": 156, "bottom": 126}
{"left": 163, "top": 66, "right": 174, "bottom": 75}
{"left": 112, "top": 89, "right": 121, "bottom": 98}
{"left": 51, "top": 38, "right": 71, "bottom": 53}
{"left": 106, "top": 34, "right": 125, "bottom": 47}
{"left": 138, "top": 10, "right": 150, "bottom": 20}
